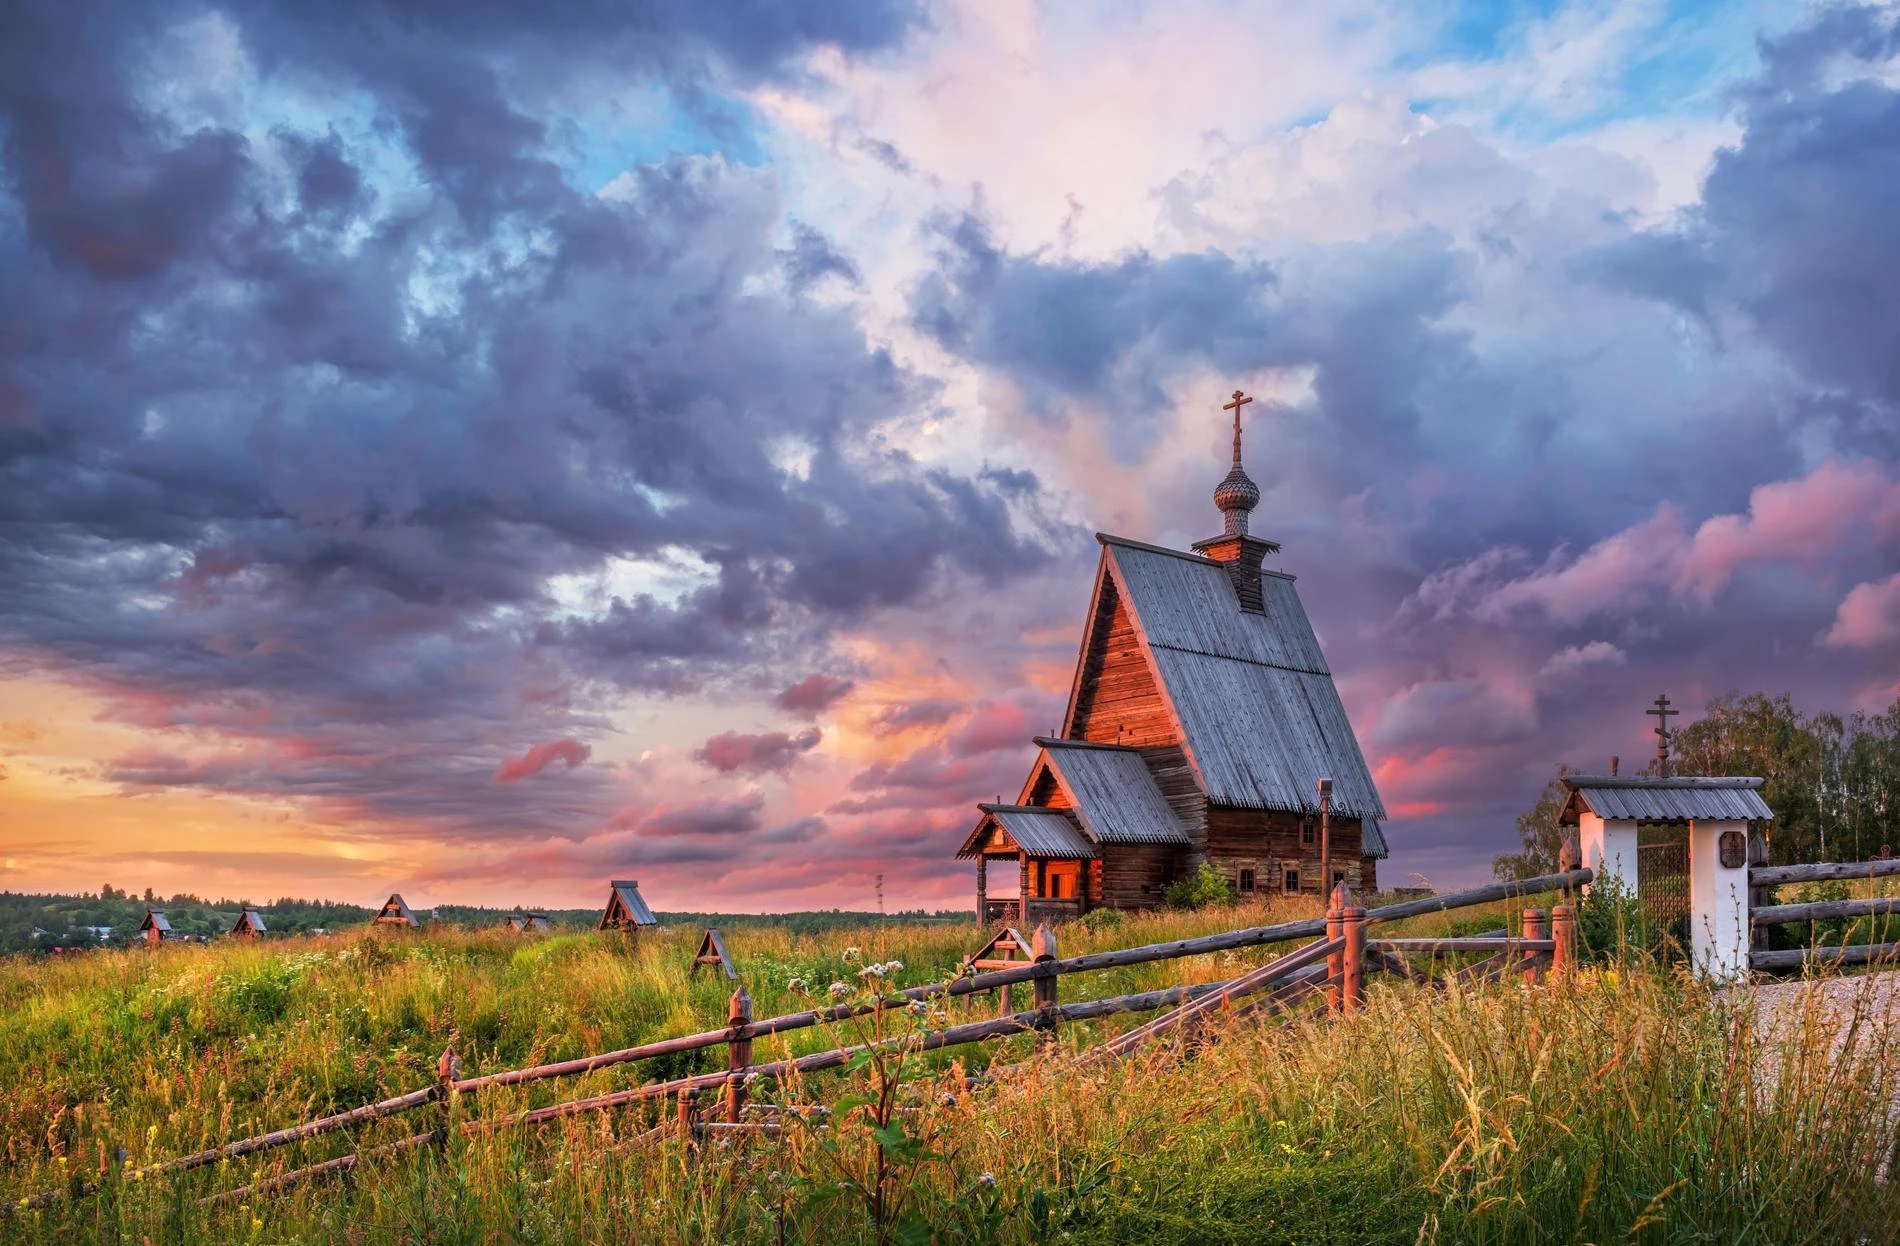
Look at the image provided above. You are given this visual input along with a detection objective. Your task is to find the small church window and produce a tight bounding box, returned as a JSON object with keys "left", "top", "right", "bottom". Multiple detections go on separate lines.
{"left": 1238, "top": 868, "right": 1256, "bottom": 893}
{"left": 1282, "top": 865, "right": 1301, "bottom": 894}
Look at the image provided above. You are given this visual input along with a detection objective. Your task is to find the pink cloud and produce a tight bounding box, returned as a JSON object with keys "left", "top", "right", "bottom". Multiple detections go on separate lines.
{"left": 694, "top": 727, "right": 823, "bottom": 774}
{"left": 1416, "top": 458, "right": 1900, "bottom": 627}
{"left": 494, "top": 738, "right": 592, "bottom": 782}
{"left": 1822, "top": 572, "right": 1900, "bottom": 649}
{"left": 774, "top": 674, "right": 856, "bottom": 718}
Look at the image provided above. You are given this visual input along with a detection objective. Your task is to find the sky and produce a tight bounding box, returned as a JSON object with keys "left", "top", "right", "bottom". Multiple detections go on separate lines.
{"left": 3, "top": 0, "right": 1899, "bottom": 912}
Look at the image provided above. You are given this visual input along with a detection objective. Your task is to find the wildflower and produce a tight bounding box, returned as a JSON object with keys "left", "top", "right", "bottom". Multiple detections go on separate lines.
{"left": 907, "top": 1000, "right": 927, "bottom": 1015}
{"left": 828, "top": 982, "right": 850, "bottom": 999}
{"left": 857, "top": 963, "right": 884, "bottom": 979}
{"left": 978, "top": 1172, "right": 997, "bottom": 1188}
{"left": 883, "top": 960, "right": 903, "bottom": 974}
{"left": 56, "top": 1156, "right": 66, "bottom": 1166}
{"left": 253, "top": 1218, "right": 264, "bottom": 1232}
{"left": 786, "top": 977, "right": 805, "bottom": 992}
{"left": 842, "top": 946, "right": 862, "bottom": 963}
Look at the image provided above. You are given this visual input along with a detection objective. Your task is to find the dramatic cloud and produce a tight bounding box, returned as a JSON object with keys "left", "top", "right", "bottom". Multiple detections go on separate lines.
{"left": 4, "top": 0, "right": 1898, "bottom": 906}
{"left": 693, "top": 727, "right": 824, "bottom": 774}
{"left": 1823, "top": 573, "right": 1900, "bottom": 649}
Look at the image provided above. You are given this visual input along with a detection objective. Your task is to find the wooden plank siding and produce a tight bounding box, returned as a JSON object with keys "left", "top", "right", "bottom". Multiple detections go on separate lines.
{"left": 1205, "top": 806, "right": 1367, "bottom": 897}
{"left": 1098, "top": 845, "right": 1180, "bottom": 910}
{"left": 1070, "top": 589, "right": 1177, "bottom": 748}
{"left": 1141, "top": 745, "right": 1207, "bottom": 863}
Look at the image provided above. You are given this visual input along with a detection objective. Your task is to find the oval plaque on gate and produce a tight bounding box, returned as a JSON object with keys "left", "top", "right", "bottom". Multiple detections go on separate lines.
{"left": 1719, "top": 830, "right": 1746, "bottom": 870}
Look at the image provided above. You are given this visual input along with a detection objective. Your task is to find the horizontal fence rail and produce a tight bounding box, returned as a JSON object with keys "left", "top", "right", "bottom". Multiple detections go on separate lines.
{"left": 1749, "top": 859, "right": 1900, "bottom": 887}
{"left": 1751, "top": 896, "right": 1900, "bottom": 927}
{"left": 6, "top": 868, "right": 1592, "bottom": 1215}
{"left": 1750, "top": 942, "right": 1900, "bottom": 972}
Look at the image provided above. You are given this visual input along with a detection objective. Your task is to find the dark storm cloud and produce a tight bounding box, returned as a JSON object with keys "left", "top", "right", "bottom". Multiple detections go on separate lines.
{"left": 1589, "top": 5, "right": 1900, "bottom": 431}
{"left": 910, "top": 210, "right": 1477, "bottom": 473}
{"left": 0, "top": 0, "right": 1041, "bottom": 845}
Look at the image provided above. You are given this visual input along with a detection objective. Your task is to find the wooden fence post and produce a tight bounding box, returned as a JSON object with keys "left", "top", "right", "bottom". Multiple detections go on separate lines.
{"left": 726, "top": 986, "right": 752, "bottom": 1124}
{"left": 1550, "top": 904, "right": 1575, "bottom": 979}
{"left": 678, "top": 1086, "right": 700, "bottom": 1138}
{"left": 1521, "top": 908, "right": 1548, "bottom": 986}
{"left": 1747, "top": 831, "right": 1769, "bottom": 954}
{"left": 435, "top": 1045, "right": 461, "bottom": 1148}
{"left": 1326, "top": 883, "right": 1346, "bottom": 1014}
{"left": 1032, "top": 922, "right": 1059, "bottom": 1043}
{"left": 1340, "top": 891, "right": 1367, "bottom": 1016}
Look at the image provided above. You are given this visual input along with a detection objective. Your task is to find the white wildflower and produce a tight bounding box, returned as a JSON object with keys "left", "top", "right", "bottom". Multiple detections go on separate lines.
{"left": 978, "top": 1172, "right": 997, "bottom": 1188}
{"left": 828, "top": 982, "right": 850, "bottom": 999}
{"left": 786, "top": 977, "right": 805, "bottom": 992}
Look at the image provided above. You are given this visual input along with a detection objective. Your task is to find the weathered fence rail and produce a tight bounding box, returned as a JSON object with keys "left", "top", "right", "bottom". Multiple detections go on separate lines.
{"left": 1751, "top": 896, "right": 1900, "bottom": 927}
{"left": 1746, "top": 856, "right": 1900, "bottom": 972}
{"left": 1749, "top": 859, "right": 1900, "bottom": 887}
{"left": 7, "top": 868, "right": 1591, "bottom": 1215}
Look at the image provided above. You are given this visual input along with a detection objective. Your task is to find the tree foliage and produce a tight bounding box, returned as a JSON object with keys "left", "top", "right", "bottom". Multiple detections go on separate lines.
{"left": 1493, "top": 766, "right": 1572, "bottom": 881}
{"left": 1674, "top": 692, "right": 1900, "bottom": 864}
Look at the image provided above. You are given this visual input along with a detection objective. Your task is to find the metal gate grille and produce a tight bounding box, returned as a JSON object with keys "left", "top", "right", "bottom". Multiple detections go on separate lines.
{"left": 1637, "top": 839, "right": 1690, "bottom": 949}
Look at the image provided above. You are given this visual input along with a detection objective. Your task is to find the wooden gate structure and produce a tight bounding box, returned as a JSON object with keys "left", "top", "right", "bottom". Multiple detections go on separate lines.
{"left": 5, "top": 869, "right": 1590, "bottom": 1216}
{"left": 1636, "top": 835, "right": 1690, "bottom": 949}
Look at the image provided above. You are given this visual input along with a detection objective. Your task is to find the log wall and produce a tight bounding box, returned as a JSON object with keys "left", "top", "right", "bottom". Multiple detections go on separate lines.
{"left": 1070, "top": 590, "right": 1175, "bottom": 747}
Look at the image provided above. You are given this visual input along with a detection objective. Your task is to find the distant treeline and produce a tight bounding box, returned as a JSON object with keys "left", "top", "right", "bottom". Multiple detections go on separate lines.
{"left": 0, "top": 889, "right": 971, "bottom": 955}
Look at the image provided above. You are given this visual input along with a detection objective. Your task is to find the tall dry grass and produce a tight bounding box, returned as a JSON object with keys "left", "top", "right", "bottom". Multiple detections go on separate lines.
{"left": 4, "top": 907, "right": 1898, "bottom": 1243}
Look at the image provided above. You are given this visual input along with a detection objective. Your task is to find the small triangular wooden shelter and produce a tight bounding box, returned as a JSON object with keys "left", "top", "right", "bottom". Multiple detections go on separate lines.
{"left": 373, "top": 893, "right": 420, "bottom": 927}
{"left": 499, "top": 913, "right": 525, "bottom": 931}
{"left": 229, "top": 907, "right": 267, "bottom": 937}
{"left": 598, "top": 880, "right": 657, "bottom": 930}
{"left": 964, "top": 927, "right": 1034, "bottom": 973}
{"left": 137, "top": 909, "right": 171, "bottom": 947}
{"left": 692, "top": 928, "right": 736, "bottom": 978}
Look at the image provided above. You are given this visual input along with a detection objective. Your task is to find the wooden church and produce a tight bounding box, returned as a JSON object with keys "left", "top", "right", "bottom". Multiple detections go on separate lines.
{"left": 957, "top": 391, "right": 1387, "bottom": 925}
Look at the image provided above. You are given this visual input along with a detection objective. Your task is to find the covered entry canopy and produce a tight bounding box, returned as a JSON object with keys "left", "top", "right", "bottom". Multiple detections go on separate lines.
{"left": 1559, "top": 776, "right": 1773, "bottom": 825}
{"left": 957, "top": 805, "right": 1098, "bottom": 860}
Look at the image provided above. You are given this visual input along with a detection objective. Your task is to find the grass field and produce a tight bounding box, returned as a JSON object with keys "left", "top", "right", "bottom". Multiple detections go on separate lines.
{"left": 4, "top": 898, "right": 1899, "bottom": 1244}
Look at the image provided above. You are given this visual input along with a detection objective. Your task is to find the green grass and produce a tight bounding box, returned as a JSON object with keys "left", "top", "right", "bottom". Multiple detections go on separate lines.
{"left": 3, "top": 901, "right": 1898, "bottom": 1244}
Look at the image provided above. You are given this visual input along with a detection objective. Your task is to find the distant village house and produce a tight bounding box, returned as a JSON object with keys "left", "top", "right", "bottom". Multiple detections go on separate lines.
{"left": 229, "top": 907, "right": 267, "bottom": 938}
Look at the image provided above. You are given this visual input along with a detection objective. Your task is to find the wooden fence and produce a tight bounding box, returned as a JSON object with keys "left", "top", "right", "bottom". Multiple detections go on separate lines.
{"left": 1748, "top": 857, "right": 1900, "bottom": 973}
{"left": 6, "top": 868, "right": 1591, "bottom": 1215}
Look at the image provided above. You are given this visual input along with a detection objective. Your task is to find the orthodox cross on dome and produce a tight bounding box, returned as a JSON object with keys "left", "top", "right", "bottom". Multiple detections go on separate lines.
{"left": 1647, "top": 693, "right": 1679, "bottom": 777}
{"left": 1213, "top": 389, "right": 1261, "bottom": 536}
{"left": 1223, "top": 389, "right": 1252, "bottom": 464}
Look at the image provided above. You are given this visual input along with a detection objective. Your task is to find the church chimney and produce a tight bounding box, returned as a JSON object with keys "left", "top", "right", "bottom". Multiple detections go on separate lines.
{"left": 1191, "top": 389, "right": 1280, "bottom": 612}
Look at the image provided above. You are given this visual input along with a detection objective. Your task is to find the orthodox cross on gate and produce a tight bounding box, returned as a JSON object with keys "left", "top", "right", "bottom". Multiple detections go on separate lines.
{"left": 1223, "top": 389, "right": 1253, "bottom": 464}
{"left": 1646, "top": 693, "right": 1678, "bottom": 777}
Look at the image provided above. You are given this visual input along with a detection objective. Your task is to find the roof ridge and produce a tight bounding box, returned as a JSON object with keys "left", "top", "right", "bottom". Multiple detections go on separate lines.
{"left": 1031, "top": 735, "right": 1141, "bottom": 751}
{"left": 1565, "top": 775, "right": 1765, "bottom": 788}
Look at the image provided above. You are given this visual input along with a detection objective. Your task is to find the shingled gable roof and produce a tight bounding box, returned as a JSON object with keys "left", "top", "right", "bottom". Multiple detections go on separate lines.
{"left": 1061, "top": 534, "right": 1386, "bottom": 823}
{"left": 138, "top": 910, "right": 171, "bottom": 934}
{"left": 1023, "top": 738, "right": 1190, "bottom": 846}
{"left": 600, "top": 880, "right": 658, "bottom": 927}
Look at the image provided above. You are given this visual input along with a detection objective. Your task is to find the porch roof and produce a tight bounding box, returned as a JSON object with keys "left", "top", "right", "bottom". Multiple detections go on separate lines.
{"left": 956, "top": 805, "right": 1099, "bottom": 860}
